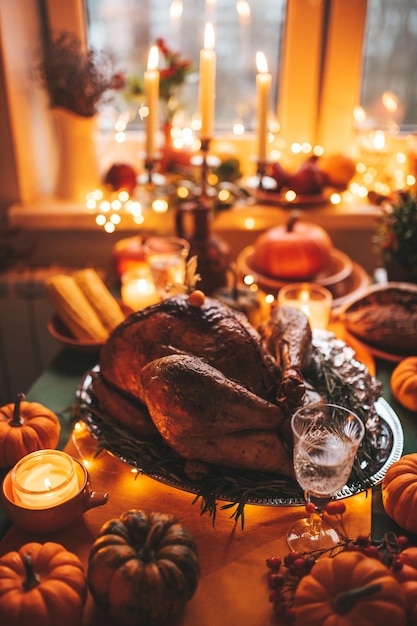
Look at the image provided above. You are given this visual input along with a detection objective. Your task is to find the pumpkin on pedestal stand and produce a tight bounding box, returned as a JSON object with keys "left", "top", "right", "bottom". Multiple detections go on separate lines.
{"left": 251, "top": 213, "right": 333, "bottom": 280}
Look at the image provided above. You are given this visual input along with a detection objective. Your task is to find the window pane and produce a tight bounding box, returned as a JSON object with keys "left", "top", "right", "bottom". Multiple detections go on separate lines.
{"left": 360, "top": 0, "right": 417, "bottom": 131}
{"left": 86, "top": 0, "right": 285, "bottom": 131}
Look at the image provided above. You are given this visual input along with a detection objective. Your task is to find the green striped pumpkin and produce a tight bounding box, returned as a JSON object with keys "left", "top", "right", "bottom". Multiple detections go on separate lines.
{"left": 87, "top": 509, "right": 200, "bottom": 626}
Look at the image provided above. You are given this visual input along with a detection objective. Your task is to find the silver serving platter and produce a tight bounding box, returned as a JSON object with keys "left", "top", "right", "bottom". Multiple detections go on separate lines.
{"left": 76, "top": 368, "right": 403, "bottom": 507}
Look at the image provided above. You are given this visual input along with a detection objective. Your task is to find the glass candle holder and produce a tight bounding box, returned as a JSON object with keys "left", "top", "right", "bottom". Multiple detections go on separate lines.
{"left": 143, "top": 236, "right": 190, "bottom": 298}
{"left": 277, "top": 282, "right": 333, "bottom": 330}
{"left": 11, "top": 449, "right": 81, "bottom": 509}
{"left": 121, "top": 264, "right": 160, "bottom": 310}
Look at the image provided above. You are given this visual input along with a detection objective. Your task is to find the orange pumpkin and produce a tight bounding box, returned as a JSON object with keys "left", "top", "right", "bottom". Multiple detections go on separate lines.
{"left": 0, "top": 393, "right": 61, "bottom": 468}
{"left": 0, "top": 541, "right": 87, "bottom": 626}
{"left": 381, "top": 453, "right": 417, "bottom": 534}
{"left": 294, "top": 551, "right": 406, "bottom": 626}
{"left": 390, "top": 357, "right": 417, "bottom": 412}
{"left": 252, "top": 214, "right": 333, "bottom": 279}
{"left": 392, "top": 546, "right": 417, "bottom": 625}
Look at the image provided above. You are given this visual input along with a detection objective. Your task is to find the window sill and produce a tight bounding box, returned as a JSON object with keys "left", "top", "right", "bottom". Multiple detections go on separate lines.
{"left": 8, "top": 195, "right": 381, "bottom": 233}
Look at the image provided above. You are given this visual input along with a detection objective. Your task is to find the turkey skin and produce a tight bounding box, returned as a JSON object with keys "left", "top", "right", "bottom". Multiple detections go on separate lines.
{"left": 141, "top": 354, "right": 294, "bottom": 477}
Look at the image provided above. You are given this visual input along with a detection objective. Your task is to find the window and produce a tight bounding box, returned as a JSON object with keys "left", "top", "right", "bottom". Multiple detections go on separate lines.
{"left": 360, "top": 0, "right": 417, "bottom": 132}
{"left": 86, "top": 0, "right": 286, "bottom": 132}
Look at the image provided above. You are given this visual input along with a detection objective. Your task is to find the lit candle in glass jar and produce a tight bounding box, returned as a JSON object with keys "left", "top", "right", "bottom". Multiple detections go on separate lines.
{"left": 277, "top": 283, "right": 333, "bottom": 330}
{"left": 121, "top": 265, "right": 160, "bottom": 310}
{"left": 11, "top": 450, "right": 81, "bottom": 509}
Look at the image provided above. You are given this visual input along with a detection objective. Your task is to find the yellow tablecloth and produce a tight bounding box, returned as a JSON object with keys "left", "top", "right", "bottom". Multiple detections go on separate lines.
{"left": 0, "top": 433, "right": 372, "bottom": 626}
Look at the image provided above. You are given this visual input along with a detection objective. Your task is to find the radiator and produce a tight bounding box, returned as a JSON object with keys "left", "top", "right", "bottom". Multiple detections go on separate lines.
{"left": 0, "top": 267, "right": 71, "bottom": 404}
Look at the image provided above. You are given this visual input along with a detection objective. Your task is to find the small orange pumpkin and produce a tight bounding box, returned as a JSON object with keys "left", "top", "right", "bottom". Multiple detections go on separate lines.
{"left": 392, "top": 546, "right": 417, "bottom": 625}
{"left": 390, "top": 357, "right": 417, "bottom": 412}
{"left": 0, "top": 541, "right": 87, "bottom": 626}
{"left": 381, "top": 453, "right": 417, "bottom": 534}
{"left": 294, "top": 551, "right": 406, "bottom": 626}
{"left": 0, "top": 393, "right": 61, "bottom": 468}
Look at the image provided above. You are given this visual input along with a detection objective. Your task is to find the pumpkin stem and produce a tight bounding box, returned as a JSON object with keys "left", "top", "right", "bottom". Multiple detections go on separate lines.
{"left": 22, "top": 553, "right": 41, "bottom": 591}
{"left": 11, "top": 393, "right": 25, "bottom": 427}
{"left": 286, "top": 211, "right": 300, "bottom": 232}
{"left": 333, "top": 583, "right": 382, "bottom": 614}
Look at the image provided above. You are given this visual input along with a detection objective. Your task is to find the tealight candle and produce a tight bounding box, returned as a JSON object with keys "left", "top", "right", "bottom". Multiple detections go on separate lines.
{"left": 121, "top": 265, "right": 160, "bottom": 310}
{"left": 277, "top": 283, "right": 333, "bottom": 330}
{"left": 11, "top": 450, "right": 80, "bottom": 509}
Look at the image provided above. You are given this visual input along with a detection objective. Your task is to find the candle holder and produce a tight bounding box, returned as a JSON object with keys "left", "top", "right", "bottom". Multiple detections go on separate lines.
{"left": 246, "top": 157, "right": 277, "bottom": 195}
{"left": 137, "top": 155, "right": 166, "bottom": 187}
{"left": 1, "top": 450, "right": 108, "bottom": 533}
{"left": 200, "top": 137, "right": 211, "bottom": 197}
{"left": 277, "top": 282, "right": 333, "bottom": 330}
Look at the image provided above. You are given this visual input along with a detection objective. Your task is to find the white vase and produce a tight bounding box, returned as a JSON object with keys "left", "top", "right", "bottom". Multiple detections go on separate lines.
{"left": 52, "top": 107, "right": 101, "bottom": 203}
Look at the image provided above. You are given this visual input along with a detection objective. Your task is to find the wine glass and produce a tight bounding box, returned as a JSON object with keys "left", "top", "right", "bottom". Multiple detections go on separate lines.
{"left": 143, "top": 236, "right": 190, "bottom": 299}
{"left": 287, "top": 402, "right": 365, "bottom": 552}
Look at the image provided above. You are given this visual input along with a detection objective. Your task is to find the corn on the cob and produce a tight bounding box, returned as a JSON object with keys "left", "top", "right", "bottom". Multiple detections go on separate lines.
{"left": 46, "top": 274, "right": 109, "bottom": 342}
{"left": 72, "top": 268, "right": 125, "bottom": 332}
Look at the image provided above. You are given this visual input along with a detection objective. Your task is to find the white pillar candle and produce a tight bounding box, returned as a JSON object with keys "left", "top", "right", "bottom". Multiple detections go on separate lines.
{"left": 199, "top": 22, "right": 216, "bottom": 140}
{"left": 121, "top": 265, "right": 160, "bottom": 310}
{"left": 256, "top": 51, "right": 271, "bottom": 163}
{"left": 144, "top": 45, "right": 160, "bottom": 159}
{"left": 11, "top": 450, "right": 80, "bottom": 509}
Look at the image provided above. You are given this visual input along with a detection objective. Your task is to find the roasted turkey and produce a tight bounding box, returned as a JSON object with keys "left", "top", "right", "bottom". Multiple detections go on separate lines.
{"left": 93, "top": 293, "right": 381, "bottom": 480}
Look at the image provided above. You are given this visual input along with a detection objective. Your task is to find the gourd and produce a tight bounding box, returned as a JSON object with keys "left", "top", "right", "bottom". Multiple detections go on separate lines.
{"left": 381, "top": 453, "right": 417, "bottom": 534}
{"left": 251, "top": 214, "right": 333, "bottom": 279}
{"left": 392, "top": 546, "right": 417, "bottom": 625}
{"left": 390, "top": 357, "right": 417, "bottom": 411}
{"left": 293, "top": 551, "right": 406, "bottom": 626}
{"left": 0, "top": 541, "right": 87, "bottom": 626}
{"left": 0, "top": 393, "right": 61, "bottom": 468}
{"left": 87, "top": 509, "right": 200, "bottom": 626}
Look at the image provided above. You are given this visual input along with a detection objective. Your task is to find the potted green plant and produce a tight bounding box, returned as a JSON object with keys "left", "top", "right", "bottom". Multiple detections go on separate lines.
{"left": 34, "top": 31, "right": 124, "bottom": 202}
{"left": 374, "top": 189, "right": 417, "bottom": 282}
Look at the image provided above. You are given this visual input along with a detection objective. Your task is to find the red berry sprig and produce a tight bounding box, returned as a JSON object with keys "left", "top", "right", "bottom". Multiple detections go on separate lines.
{"left": 265, "top": 502, "right": 411, "bottom": 622}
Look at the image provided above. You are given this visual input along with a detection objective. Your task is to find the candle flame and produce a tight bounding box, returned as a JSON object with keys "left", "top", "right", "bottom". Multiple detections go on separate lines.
{"left": 256, "top": 51, "right": 268, "bottom": 73}
{"left": 373, "top": 130, "right": 385, "bottom": 150}
{"left": 204, "top": 22, "right": 215, "bottom": 50}
{"left": 147, "top": 46, "right": 159, "bottom": 71}
{"left": 236, "top": 0, "right": 251, "bottom": 19}
{"left": 44, "top": 477, "right": 53, "bottom": 491}
{"left": 353, "top": 105, "right": 366, "bottom": 124}
{"left": 169, "top": 0, "right": 183, "bottom": 19}
{"left": 382, "top": 90, "right": 398, "bottom": 113}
